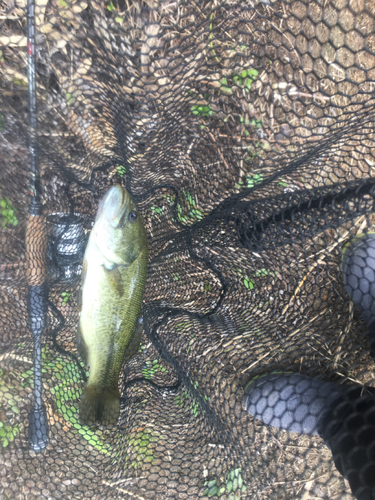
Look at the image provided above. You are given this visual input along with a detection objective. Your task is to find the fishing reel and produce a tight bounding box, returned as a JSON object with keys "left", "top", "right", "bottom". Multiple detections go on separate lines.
{"left": 47, "top": 212, "right": 87, "bottom": 283}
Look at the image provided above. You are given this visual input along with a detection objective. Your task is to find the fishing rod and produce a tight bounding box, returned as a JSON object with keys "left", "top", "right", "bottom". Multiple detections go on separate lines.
{"left": 26, "top": 0, "right": 49, "bottom": 452}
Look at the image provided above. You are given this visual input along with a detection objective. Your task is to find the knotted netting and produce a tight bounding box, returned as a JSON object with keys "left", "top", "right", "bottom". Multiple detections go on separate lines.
{"left": 1, "top": 0, "right": 375, "bottom": 498}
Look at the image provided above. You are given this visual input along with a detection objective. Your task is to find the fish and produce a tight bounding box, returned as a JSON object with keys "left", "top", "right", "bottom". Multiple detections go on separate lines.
{"left": 77, "top": 184, "right": 148, "bottom": 426}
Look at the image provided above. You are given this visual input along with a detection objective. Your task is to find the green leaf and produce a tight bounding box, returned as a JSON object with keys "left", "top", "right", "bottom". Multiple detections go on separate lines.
{"left": 233, "top": 477, "right": 238, "bottom": 491}
{"left": 238, "top": 474, "right": 243, "bottom": 489}
{"left": 226, "top": 480, "right": 233, "bottom": 493}
{"left": 65, "top": 93, "right": 75, "bottom": 105}
{"left": 255, "top": 268, "right": 269, "bottom": 277}
{"left": 11, "top": 406, "right": 19, "bottom": 414}
{"left": 207, "top": 479, "right": 217, "bottom": 488}
{"left": 207, "top": 486, "right": 218, "bottom": 497}
{"left": 61, "top": 292, "right": 71, "bottom": 305}
{"left": 117, "top": 165, "right": 126, "bottom": 177}
{"left": 244, "top": 278, "right": 254, "bottom": 290}
{"left": 1, "top": 437, "right": 9, "bottom": 447}
{"left": 248, "top": 68, "right": 259, "bottom": 77}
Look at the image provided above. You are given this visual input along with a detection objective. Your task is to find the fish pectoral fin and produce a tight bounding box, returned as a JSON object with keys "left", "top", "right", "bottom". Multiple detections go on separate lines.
{"left": 104, "top": 264, "right": 124, "bottom": 296}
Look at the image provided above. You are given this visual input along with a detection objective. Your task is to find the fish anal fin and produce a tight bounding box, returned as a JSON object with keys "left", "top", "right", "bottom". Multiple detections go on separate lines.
{"left": 77, "top": 322, "right": 88, "bottom": 365}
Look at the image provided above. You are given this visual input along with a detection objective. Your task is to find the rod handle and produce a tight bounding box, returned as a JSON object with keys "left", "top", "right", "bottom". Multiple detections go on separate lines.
{"left": 26, "top": 213, "right": 47, "bottom": 286}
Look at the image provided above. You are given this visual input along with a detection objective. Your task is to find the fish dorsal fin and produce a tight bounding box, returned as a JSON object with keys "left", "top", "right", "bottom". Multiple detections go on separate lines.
{"left": 104, "top": 264, "right": 124, "bottom": 296}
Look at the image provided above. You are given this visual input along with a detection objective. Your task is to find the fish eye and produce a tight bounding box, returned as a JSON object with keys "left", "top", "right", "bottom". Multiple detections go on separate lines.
{"left": 128, "top": 211, "right": 137, "bottom": 222}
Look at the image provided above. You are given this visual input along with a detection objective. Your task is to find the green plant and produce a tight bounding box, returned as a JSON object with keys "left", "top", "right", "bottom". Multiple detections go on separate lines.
{"left": 175, "top": 321, "right": 190, "bottom": 331}
{"left": 125, "top": 428, "right": 159, "bottom": 469}
{"left": 177, "top": 190, "right": 204, "bottom": 225}
{"left": 117, "top": 165, "right": 126, "bottom": 177}
{"left": 0, "top": 113, "right": 4, "bottom": 130}
{"left": 237, "top": 267, "right": 270, "bottom": 291}
{"left": 240, "top": 116, "right": 263, "bottom": 129}
{"left": 151, "top": 206, "right": 164, "bottom": 216}
{"left": 0, "top": 368, "right": 23, "bottom": 448}
{"left": 107, "top": 1, "right": 115, "bottom": 10}
{"left": 233, "top": 68, "right": 259, "bottom": 91}
{"left": 162, "top": 194, "right": 175, "bottom": 205}
{"left": 142, "top": 359, "right": 168, "bottom": 379}
{"left": 203, "top": 468, "right": 247, "bottom": 498}
{"left": 20, "top": 367, "right": 34, "bottom": 387}
{"left": 0, "top": 422, "right": 22, "bottom": 448}
{"left": 42, "top": 348, "right": 111, "bottom": 454}
{"left": 65, "top": 92, "right": 75, "bottom": 105}
{"left": 209, "top": 13, "right": 220, "bottom": 63}
{"left": 0, "top": 198, "right": 18, "bottom": 228}
{"left": 174, "top": 381, "right": 209, "bottom": 418}
{"left": 61, "top": 292, "right": 71, "bottom": 306}
{"left": 220, "top": 68, "right": 259, "bottom": 96}
{"left": 106, "top": 2, "right": 123, "bottom": 22}
{"left": 235, "top": 173, "right": 263, "bottom": 190}
{"left": 191, "top": 104, "right": 214, "bottom": 118}
{"left": 0, "top": 369, "right": 20, "bottom": 415}
{"left": 246, "top": 173, "right": 263, "bottom": 188}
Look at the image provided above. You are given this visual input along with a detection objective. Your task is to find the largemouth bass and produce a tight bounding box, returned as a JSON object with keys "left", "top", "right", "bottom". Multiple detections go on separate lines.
{"left": 78, "top": 184, "right": 148, "bottom": 426}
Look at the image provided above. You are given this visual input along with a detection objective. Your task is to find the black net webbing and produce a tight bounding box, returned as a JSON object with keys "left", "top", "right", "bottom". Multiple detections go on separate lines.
{"left": 1, "top": 0, "right": 375, "bottom": 498}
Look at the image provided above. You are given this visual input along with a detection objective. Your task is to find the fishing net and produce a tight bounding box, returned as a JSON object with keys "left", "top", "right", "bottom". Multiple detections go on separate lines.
{"left": 1, "top": 0, "right": 375, "bottom": 498}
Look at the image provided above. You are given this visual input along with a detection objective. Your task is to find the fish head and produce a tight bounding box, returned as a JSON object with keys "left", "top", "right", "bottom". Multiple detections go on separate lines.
{"left": 93, "top": 184, "right": 148, "bottom": 266}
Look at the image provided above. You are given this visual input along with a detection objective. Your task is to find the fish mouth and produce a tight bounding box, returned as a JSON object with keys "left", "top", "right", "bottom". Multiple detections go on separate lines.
{"left": 96, "top": 184, "right": 130, "bottom": 227}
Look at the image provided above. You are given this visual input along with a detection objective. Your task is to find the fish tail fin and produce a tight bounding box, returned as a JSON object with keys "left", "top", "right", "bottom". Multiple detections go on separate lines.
{"left": 79, "top": 385, "right": 120, "bottom": 427}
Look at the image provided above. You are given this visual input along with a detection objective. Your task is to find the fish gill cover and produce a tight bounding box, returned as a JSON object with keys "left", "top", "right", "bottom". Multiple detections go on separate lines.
{"left": 1, "top": 0, "right": 375, "bottom": 498}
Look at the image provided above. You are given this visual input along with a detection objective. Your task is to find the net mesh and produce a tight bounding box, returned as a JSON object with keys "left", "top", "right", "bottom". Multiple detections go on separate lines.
{"left": 1, "top": 0, "right": 375, "bottom": 498}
